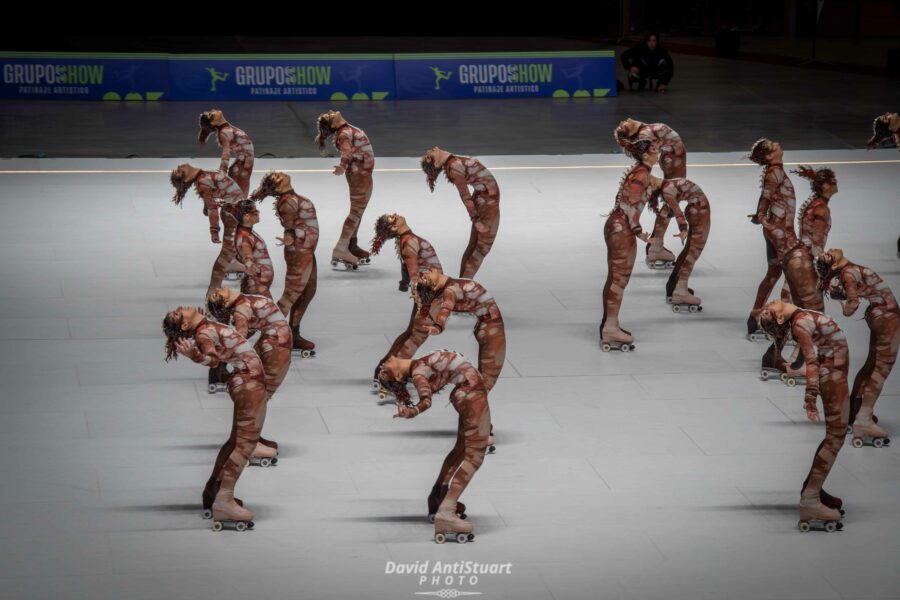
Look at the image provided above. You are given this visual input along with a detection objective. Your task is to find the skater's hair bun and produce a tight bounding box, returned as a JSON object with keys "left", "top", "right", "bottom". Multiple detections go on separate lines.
{"left": 250, "top": 171, "right": 281, "bottom": 202}
{"left": 872, "top": 114, "right": 893, "bottom": 141}
{"left": 622, "top": 138, "right": 653, "bottom": 162}
{"left": 314, "top": 111, "right": 338, "bottom": 155}
{"left": 792, "top": 165, "right": 836, "bottom": 193}
{"left": 421, "top": 154, "right": 443, "bottom": 192}
{"left": 757, "top": 306, "right": 792, "bottom": 343}
{"left": 413, "top": 275, "right": 441, "bottom": 314}
{"left": 206, "top": 295, "right": 234, "bottom": 324}
{"left": 232, "top": 199, "right": 258, "bottom": 224}
{"left": 747, "top": 138, "right": 774, "bottom": 165}
{"left": 613, "top": 124, "right": 636, "bottom": 148}
{"left": 370, "top": 214, "right": 396, "bottom": 255}
{"left": 198, "top": 112, "right": 217, "bottom": 145}
{"left": 169, "top": 169, "right": 193, "bottom": 206}
{"left": 162, "top": 311, "right": 193, "bottom": 362}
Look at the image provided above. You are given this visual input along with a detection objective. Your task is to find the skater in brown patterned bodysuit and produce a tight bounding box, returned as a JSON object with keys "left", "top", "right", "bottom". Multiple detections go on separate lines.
{"left": 421, "top": 147, "right": 500, "bottom": 279}
{"left": 251, "top": 172, "right": 319, "bottom": 354}
{"left": 315, "top": 110, "right": 374, "bottom": 268}
{"left": 233, "top": 200, "right": 274, "bottom": 299}
{"left": 817, "top": 249, "right": 897, "bottom": 447}
{"left": 169, "top": 163, "right": 246, "bottom": 297}
{"left": 759, "top": 301, "right": 848, "bottom": 529}
{"left": 379, "top": 350, "right": 491, "bottom": 541}
{"left": 866, "top": 112, "right": 900, "bottom": 149}
{"left": 371, "top": 214, "right": 443, "bottom": 380}
{"left": 778, "top": 166, "right": 836, "bottom": 302}
{"left": 198, "top": 109, "right": 255, "bottom": 196}
{"left": 163, "top": 306, "right": 267, "bottom": 528}
{"left": 615, "top": 119, "right": 686, "bottom": 268}
{"left": 208, "top": 287, "right": 292, "bottom": 456}
{"left": 600, "top": 139, "right": 660, "bottom": 351}
{"left": 656, "top": 178, "right": 710, "bottom": 308}
{"left": 746, "top": 140, "right": 824, "bottom": 343}
{"left": 413, "top": 270, "right": 506, "bottom": 393}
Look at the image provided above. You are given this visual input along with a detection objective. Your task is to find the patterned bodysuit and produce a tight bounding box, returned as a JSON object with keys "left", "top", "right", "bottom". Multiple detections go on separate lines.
{"left": 660, "top": 178, "right": 710, "bottom": 299}
{"left": 443, "top": 155, "right": 500, "bottom": 278}
{"left": 274, "top": 190, "right": 319, "bottom": 328}
{"left": 635, "top": 123, "right": 686, "bottom": 258}
{"left": 230, "top": 294, "right": 292, "bottom": 398}
{"left": 194, "top": 170, "right": 245, "bottom": 297}
{"left": 216, "top": 123, "right": 254, "bottom": 196}
{"left": 235, "top": 226, "right": 274, "bottom": 299}
{"left": 333, "top": 123, "right": 375, "bottom": 258}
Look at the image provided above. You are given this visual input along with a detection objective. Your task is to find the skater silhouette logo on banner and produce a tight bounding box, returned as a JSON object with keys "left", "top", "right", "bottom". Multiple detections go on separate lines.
{"left": 205, "top": 67, "right": 229, "bottom": 92}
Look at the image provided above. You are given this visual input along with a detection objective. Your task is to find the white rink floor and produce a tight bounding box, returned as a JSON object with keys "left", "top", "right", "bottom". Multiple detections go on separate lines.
{"left": 0, "top": 150, "right": 899, "bottom": 600}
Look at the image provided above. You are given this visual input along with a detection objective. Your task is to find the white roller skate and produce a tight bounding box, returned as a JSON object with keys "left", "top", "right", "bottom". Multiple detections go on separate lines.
{"left": 797, "top": 498, "right": 843, "bottom": 533}
{"left": 433, "top": 510, "right": 475, "bottom": 544}
{"left": 211, "top": 499, "right": 255, "bottom": 532}
{"left": 600, "top": 327, "right": 635, "bottom": 353}
{"left": 780, "top": 363, "right": 806, "bottom": 388}
{"left": 850, "top": 417, "right": 891, "bottom": 448}
{"left": 331, "top": 247, "right": 360, "bottom": 271}
{"left": 670, "top": 290, "right": 702, "bottom": 314}
{"left": 645, "top": 245, "right": 675, "bottom": 270}
{"left": 248, "top": 441, "right": 279, "bottom": 467}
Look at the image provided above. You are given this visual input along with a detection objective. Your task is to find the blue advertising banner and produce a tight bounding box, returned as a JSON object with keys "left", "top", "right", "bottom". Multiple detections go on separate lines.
{"left": 168, "top": 55, "right": 396, "bottom": 101}
{"left": 0, "top": 52, "right": 171, "bottom": 100}
{"left": 394, "top": 51, "right": 617, "bottom": 99}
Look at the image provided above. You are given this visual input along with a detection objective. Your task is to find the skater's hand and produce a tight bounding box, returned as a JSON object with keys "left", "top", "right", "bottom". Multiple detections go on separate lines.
{"left": 675, "top": 230, "right": 687, "bottom": 244}
{"left": 174, "top": 338, "right": 201, "bottom": 361}
{"left": 428, "top": 326, "right": 441, "bottom": 335}
{"left": 332, "top": 165, "right": 345, "bottom": 176}
{"left": 394, "top": 403, "right": 419, "bottom": 419}
{"left": 804, "top": 400, "right": 820, "bottom": 423}
{"left": 209, "top": 229, "right": 221, "bottom": 244}
{"left": 637, "top": 231, "right": 651, "bottom": 242}
{"left": 277, "top": 232, "right": 295, "bottom": 248}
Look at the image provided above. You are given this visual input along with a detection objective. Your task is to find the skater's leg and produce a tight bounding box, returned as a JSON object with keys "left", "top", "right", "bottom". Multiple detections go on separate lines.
{"left": 782, "top": 249, "right": 824, "bottom": 311}
{"left": 460, "top": 207, "right": 499, "bottom": 279}
{"left": 647, "top": 206, "right": 674, "bottom": 260}
{"left": 475, "top": 319, "right": 506, "bottom": 393}
{"left": 799, "top": 361, "right": 849, "bottom": 503}
{"left": 459, "top": 223, "right": 478, "bottom": 279}
{"left": 399, "top": 262, "right": 410, "bottom": 292}
{"left": 376, "top": 302, "right": 420, "bottom": 378}
{"left": 290, "top": 255, "right": 318, "bottom": 330}
{"left": 854, "top": 308, "right": 899, "bottom": 435}
{"left": 749, "top": 238, "right": 782, "bottom": 327}
{"left": 207, "top": 211, "right": 240, "bottom": 296}
{"left": 278, "top": 249, "right": 313, "bottom": 320}
{"left": 334, "top": 170, "right": 372, "bottom": 264}
{"left": 669, "top": 205, "right": 709, "bottom": 302}
{"left": 601, "top": 217, "right": 637, "bottom": 340}
{"left": 437, "top": 389, "right": 491, "bottom": 516}
{"left": 228, "top": 158, "right": 253, "bottom": 198}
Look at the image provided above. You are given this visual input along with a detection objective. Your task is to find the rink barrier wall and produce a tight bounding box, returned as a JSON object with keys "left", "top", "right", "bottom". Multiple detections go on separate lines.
{"left": 0, "top": 51, "right": 616, "bottom": 101}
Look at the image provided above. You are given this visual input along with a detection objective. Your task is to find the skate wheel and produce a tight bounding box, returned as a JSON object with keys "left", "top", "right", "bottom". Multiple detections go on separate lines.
{"left": 665, "top": 296, "right": 672, "bottom": 304}
{"left": 824, "top": 521, "right": 838, "bottom": 533}
{"left": 301, "top": 350, "right": 312, "bottom": 358}
{"left": 456, "top": 533, "right": 468, "bottom": 544}
{"left": 760, "top": 370, "right": 769, "bottom": 381}
{"left": 434, "top": 533, "right": 446, "bottom": 544}
{"left": 601, "top": 343, "right": 611, "bottom": 352}
{"left": 371, "top": 380, "right": 380, "bottom": 389}
{"left": 487, "top": 445, "right": 496, "bottom": 454}
{"left": 766, "top": 333, "right": 774, "bottom": 341}
{"left": 207, "top": 384, "right": 218, "bottom": 394}
{"left": 672, "top": 304, "right": 681, "bottom": 313}
{"left": 235, "top": 521, "right": 247, "bottom": 532}
{"left": 873, "top": 438, "right": 885, "bottom": 448}
{"left": 852, "top": 437, "right": 864, "bottom": 448}
{"left": 331, "top": 260, "right": 338, "bottom": 267}
{"left": 428, "top": 514, "right": 435, "bottom": 524}
{"left": 786, "top": 378, "right": 797, "bottom": 388}
{"left": 379, "top": 392, "right": 387, "bottom": 400}
{"left": 688, "top": 304, "right": 699, "bottom": 313}
{"left": 459, "top": 513, "right": 467, "bottom": 520}
{"left": 798, "top": 521, "right": 810, "bottom": 532}
{"left": 884, "top": 437, "right": 891, "bottom": 446}
{"left": 259, "top": 457, "right": 271, "bottom": 467}
{"left": 201, "top": 509, "right": 212, "bottom": 520}
{"left": 212, "top": 521, "right": 224, "bottom": 532}
{"left": 846, "top": 426, "right": 853, "bottom": 435}
{"left": 620, "top": 344, "right": 631, "bottom": 353}
{"left": 247, "top": 521, "right": 255, "bottom": 529}
{"left": 780, "top": 372, "right": 789, "bottom": 382}
{"left": 467, "top": 533, "right": 475, "bottom": 541}
{"left": 695, "top": 306, "right": 703, "bottom": 312}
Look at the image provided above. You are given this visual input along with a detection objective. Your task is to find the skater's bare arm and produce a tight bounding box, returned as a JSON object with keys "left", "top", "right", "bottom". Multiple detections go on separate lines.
{"left": 839, "top": 271, "right": 861, "bottom": 317}
{"left": 793, "top": 320, "right": 820, "bottom": 421}
{"left": 198, "top": 188, "right": 221, "bottom": 237}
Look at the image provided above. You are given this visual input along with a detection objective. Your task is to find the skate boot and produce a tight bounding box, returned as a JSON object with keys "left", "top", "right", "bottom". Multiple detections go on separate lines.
{"left": 600, "top": 327, "right": 635, "bottom": 353}
{"left": 780, "top": 360, "right": 806, "bottom": 388}
{"left": 207, "top": 364, "right": 228, "bottom": 394}
{"left": 349, "top": 237, "right": 371, "bottom": 265}
{"left": 202, "top": 481, "right": 243, "bottom": 519}
{"left": 747, "top": 312, "right": 771, "bottom": 342}
{"left": 797, "top": 497, "right": 843, "bottom": 532}
{"left": 427, "top": 484, "right": 467, "bottom": 523}
{"left": 645, "top": 245, "right": 675, "bottom": 270}
{"left": 665, "top": 287, "right": 693, "bottom": 304}
{"left": 330, "top": 246, "right": 359, "bottom": 271}
{"left": 759, "top": 344, "right": 784, "bottom": 382}
{"left": 291, "top": 327, "right": 316, "bottom": 358}
{"left": 258, "top": 436, "right": 278, "bottom": 451}
{"left": 433, "top": 510, "right": 474, "bottom": 544}
{"left": 211, "top": 498, "right": 255, "bottom": 532}
{"left": 819, "top": 489, "right": 844, "bottom": 516}
{"left": 670, "top": 290, "right": 702, "bottom": 314}
{"left": 850, "top": 417, "right": 890, "bottom": 448}
{"left": 249, "top": 441, "right": 279, "bottom": 467}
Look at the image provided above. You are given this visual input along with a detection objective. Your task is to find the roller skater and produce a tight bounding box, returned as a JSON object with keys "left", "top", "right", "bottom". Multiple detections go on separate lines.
{"left": 251, "top": 172, "right": 319, "bottom": 357}
{"left": 315, "top": 110, "right": 374, "bottom": 269}
{"left": 197, "top": 109, "right": 254, "bottom": 196}
{"left": 169, "top": 163, "right": 247, "bottom": 296}
{"left": 421, "top": 147, "right": 500, "bottom": 278}
{"left": 600, "top": 138, "right": 660, "bottom": 352}
{"left": 866, "top": 112, "right": 900, "bottom": 149}
{"left": 378, "top": 350, "right": 491, "bottom": 543}
{"left": 655, "top": 178, "right": 709, "bottom": 312}
{"left": 163, "top": 306, "right": 267, "bottom": 531}
{"left": 208, "top": 286, "right": 293, "bottom": 461}
{"left": 615, "top": 119, "right": 686, "bottom": 268}
{"left": 759, "top": 300, "right": 849, "bottom": 531}
{"left": 818, "top": 249, "right": 897, "bottom": 448}
{"left": 233, "top": 200, "right": 274, "bottom": 299}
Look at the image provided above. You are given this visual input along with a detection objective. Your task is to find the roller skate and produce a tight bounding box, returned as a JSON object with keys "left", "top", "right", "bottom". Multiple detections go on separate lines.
{"left": 797, "top": 497, "right": 843, "bottom": 533}
{"left": 669, "top": 290, "right": 702, "bottom": 314}
{"left": 820, "top": 489, "right": 844, "bottom": 516}
{"left": 201, "top": 481, "right": 243, "bottom": 519}
{"left": 291, "top": 327, "right": 316, "bottom": 358}
{"left": 349, "top": 237, "right": 371, "bottom": 265}
{"left": 665, "top": 287, "right": 693, "bottom": 304}
{"left": 747, "top": 313, "right": 771, "bottom": 342}
{"left": 759, "top": 344, "right": 785, "bottom": 382}
{"left": 780, "top": 360, "right": 806, "bottom": 388}
{"left": 427, "top": 484, "right": 466, "bottom": 523}
{"left": 258, "top": 436, "right": 278, "bottom": 452}
{"left": 600, "top": 327, "right": 635, "bottom": 353}
{"left": 248, "top": 441, "right": 279, "bottom": 467}
{"left": 224, "top": 259, "right": 245, "bottom": 282}
{"left": 207, "top": 364, "right": 229, "bottom": 394}
{"left": 645, "top": 245, "right": 675, "bottom": 270}
{"left": 211, "top": 498, "right": 255, "bottom": 532}
{"left": 850, "top": 417, "right": 891, "bottom": 448}
{"left": 330, "top": 247, "right": 359, "bottom": 271}
{"left": 433, "top": 510, "right": 474, "bottom": 544}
